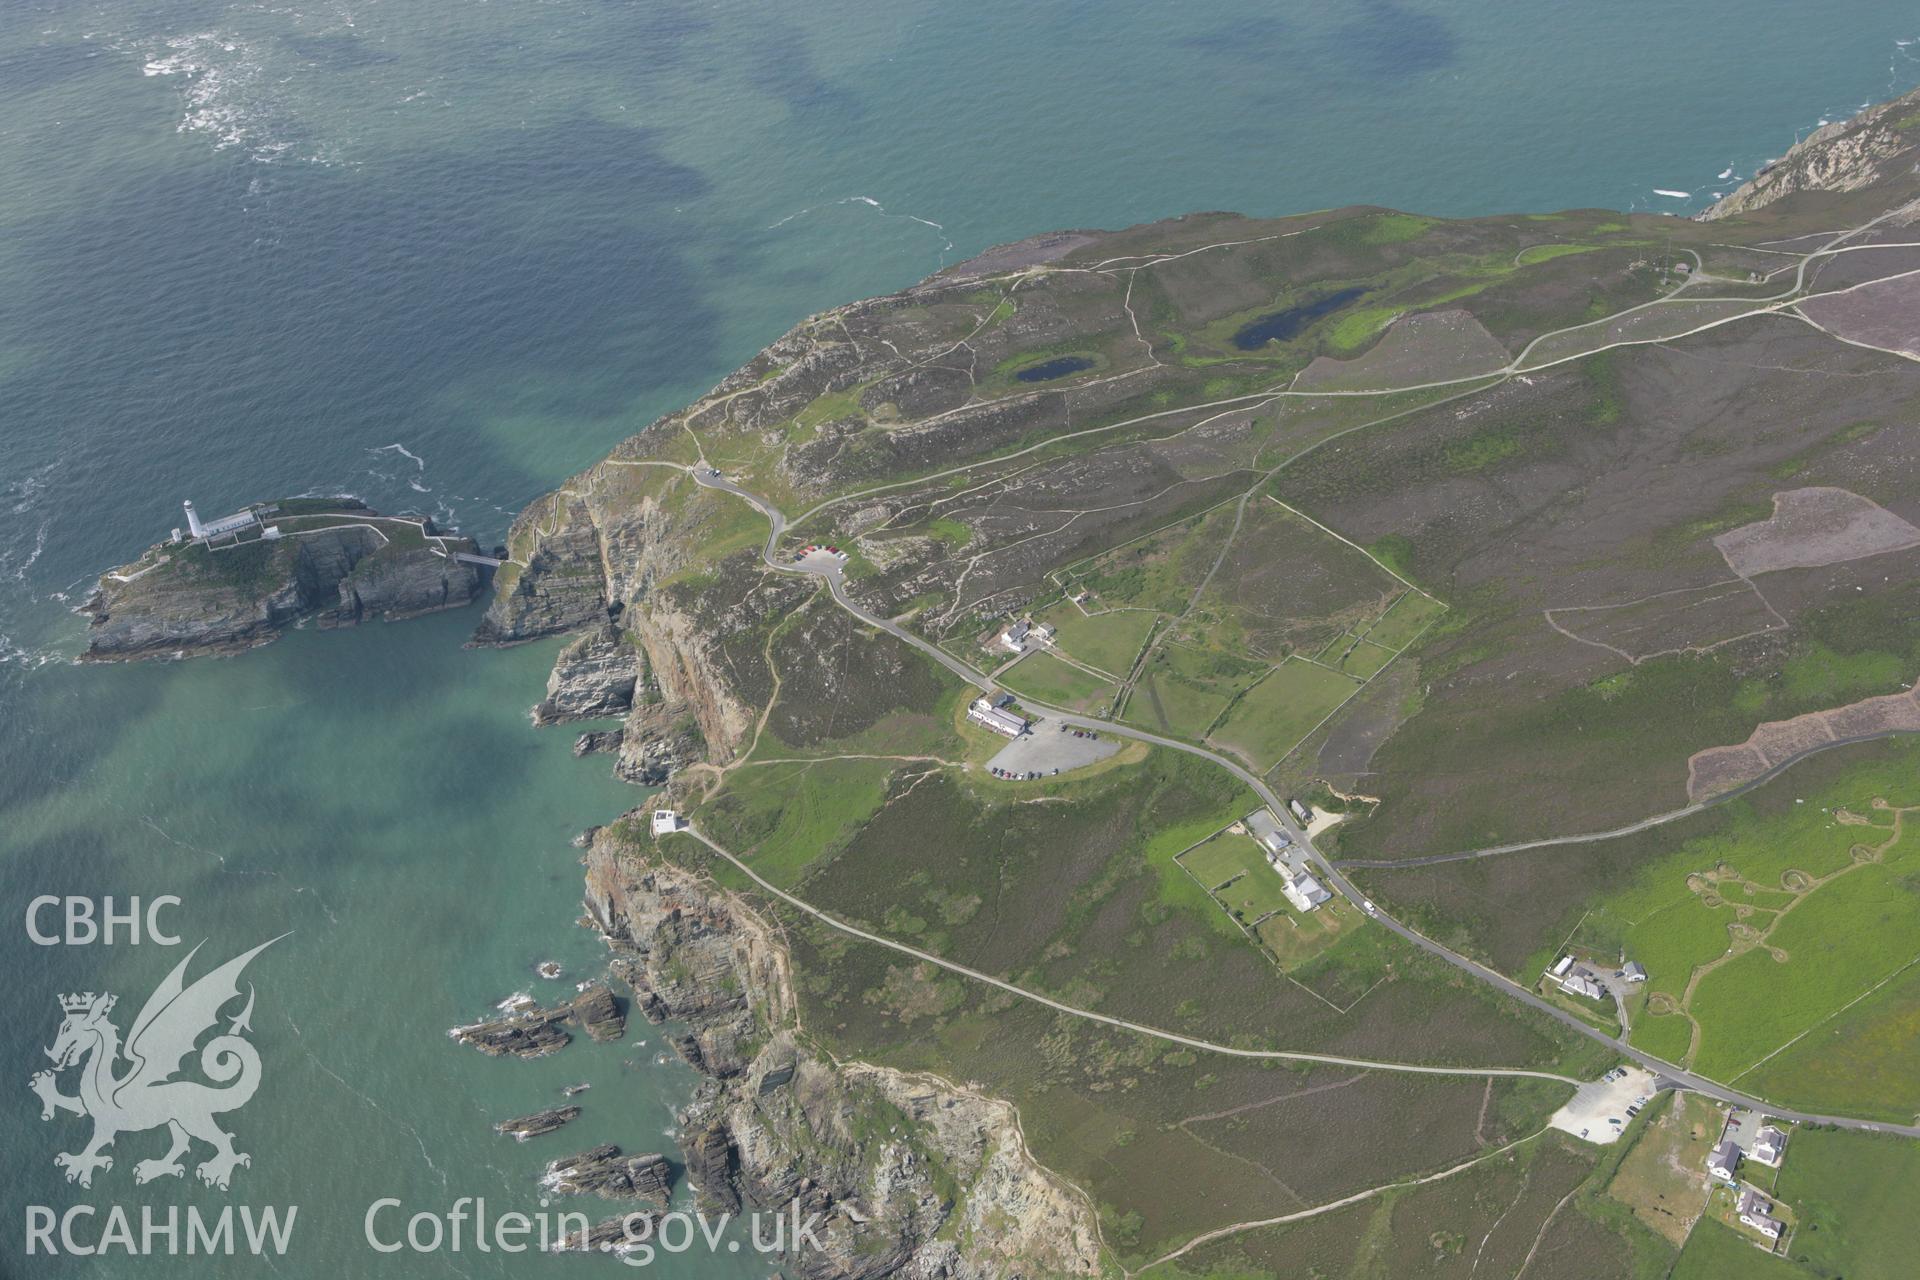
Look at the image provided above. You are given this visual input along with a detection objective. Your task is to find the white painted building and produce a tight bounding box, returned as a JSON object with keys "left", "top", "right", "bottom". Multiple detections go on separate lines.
{"left": 1707, "top": 1138, "right": 1741, "bottom": 1183}
{"left": 1280, "top": 868, "right": 1331, "bottom": 913}
{"left": 999, "top": 620, "right": 1033, "bottom": 653}
{"left": 183, "top": 499, "right": 258, "bottom": 542}
{"left": 651, "top": 810, "right": 686, "bottom": 836}
{"left": 1287, "top": 798, "right": 1312, "bottom": 823}
{"left": 1550, "top": 955, "right": 1574, "bottom": 978}
{"left": 1737, "top": 1189, "right": 1784, "bottom": 1240}
{"left": 1751, "top": 1124, "right": 1787, "bottom": 1167}
{"left": 967, "top": 697, "right": 1028, "bottom": 738}
{"left": 1562, "top": 973, "right": 1606, "bottom": 1000}
{"left": 1621, "top": 960, "right": 1647, "bottom": 983}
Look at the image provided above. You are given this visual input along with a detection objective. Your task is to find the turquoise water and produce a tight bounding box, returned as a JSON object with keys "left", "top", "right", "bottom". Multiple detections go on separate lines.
{"left": 2, "top": 0, "right": 1918, "bottom": 1273}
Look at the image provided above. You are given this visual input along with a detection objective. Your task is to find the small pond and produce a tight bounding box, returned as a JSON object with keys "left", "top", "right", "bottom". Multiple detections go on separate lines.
{"left": 1014, "top": 355, "right": 1096, "bottom": 382}
{"left": 1232, "top": 286, "right": 1372, "bottom": 350}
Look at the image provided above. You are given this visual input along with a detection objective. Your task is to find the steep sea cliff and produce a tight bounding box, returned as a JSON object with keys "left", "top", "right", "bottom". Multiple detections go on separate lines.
{"left": 582, "top": 823, "right": 1103, "bottom": 1279}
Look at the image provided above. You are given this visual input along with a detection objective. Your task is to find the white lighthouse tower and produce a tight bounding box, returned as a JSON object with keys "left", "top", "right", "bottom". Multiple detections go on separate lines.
{"left": 183, "top": 500, "right": 206, "bottom": 540}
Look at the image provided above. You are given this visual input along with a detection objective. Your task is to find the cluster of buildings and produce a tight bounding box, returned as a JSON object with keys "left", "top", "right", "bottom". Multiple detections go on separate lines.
{"left": 1251, "top": 816, "right": 1331, "bottom": 913}
{"left": 178, "top": 499, "right": 274, "bottom": 545}
{"left": 1273, "top": 856, "right": 1332, "bottom": 912}
{"left": 1546, "top": 953, "right": 1646, "bottom": 1002}
{"left": 966, "top": 694, "right": 1029, "bottom": 738}
{"left": 996, "top": 618, "right": 1056, "bottom": 655}
{"left": 1709, "top": 1115, "right": 1790, "bottom": 1242}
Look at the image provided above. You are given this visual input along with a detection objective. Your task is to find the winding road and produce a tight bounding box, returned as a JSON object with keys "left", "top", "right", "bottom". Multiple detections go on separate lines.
{"left": 683, "top": 825, "right": 1577, "bottom": 1084}
{"left": 682, "top": 469, "right": 1920, "bottom": 1139}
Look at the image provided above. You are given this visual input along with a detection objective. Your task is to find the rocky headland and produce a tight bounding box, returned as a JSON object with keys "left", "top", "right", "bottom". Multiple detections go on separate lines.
{"left": 1701, "top": 86, "right": 1920, "bottom": 220}
{"left": 447, "top": 86, "right": 1920, "bottom": 1278}
{"left": 83, "top": 497, "right": 486, "bottom": 661}
{"left": 82, "top": 83, "right": 1920, "bottom": 1277}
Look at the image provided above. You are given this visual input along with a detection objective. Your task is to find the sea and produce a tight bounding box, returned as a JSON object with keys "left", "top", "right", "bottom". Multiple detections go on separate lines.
{"left": 1, "top": 1, "right": 1916, "bottom": 1274}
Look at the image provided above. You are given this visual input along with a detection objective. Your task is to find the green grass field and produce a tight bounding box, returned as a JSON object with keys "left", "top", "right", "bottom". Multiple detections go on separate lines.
{"left": 1567, "top": 746, "right": 1920, "bottom": 1112}
{"left": 1363, "top": 589, "right": 1447, "bottom": 649}
{"left": 1001, "top": 650, "right": 1117, "bottom": 712}
{"left": 1178, "top": 831, "right": 1266, "bottom": 891}
{"left": 1035, "top": 603, "right": 1158, "bottom": 676}
{"left": 1671, "top": 1218, "right": 1807, "bottom": 1280}
{"left": 1125, "top": 643, "right": 1268, "bottom": 739}
{"left": 1773, "top": 1128, "right": 1920, "bottom": 1280}
{"left": 1257, "top": 897, "right": 1362, "bottom": 971}
{"left": 1741, "top": 960, "right": 1920, "bottom": 1123}
{"left": 1326, "top": 635, "right": 1398, "bottom": 677}
{"left": 695, "top": 757, "right": 903, "bottom": 887}
{"left": 1211, "top": 658, "right": 1362, "bottom": 770}
{"left": 1055, "top": 507, "right": 1238, "bottom": 617}
{"left": 1218, "top": 862, "right": 1292, "bottom": 923}
{"left": 1690, "top": 825, "right": 1920, "bottom": 1080}
{"left": 1630, "top": 1007, "right": 1694, "bottom": 1063}
{"left": 1126, "top": 669, "right": 1231, "bottom": 738}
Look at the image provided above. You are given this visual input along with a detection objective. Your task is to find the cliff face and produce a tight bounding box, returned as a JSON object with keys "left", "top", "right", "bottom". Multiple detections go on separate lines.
{"left": 582, "top": 827, "right": 1103, "bottom": 1280}
{"left": 475, "top": 461, "right": 798, "bottom": 775}
{"left": 529, "top": 619, "right": 705, "bottom": 784}
{"left": 1701, "top": 86, "right": 1920, "bottom": 220}
{"left": 84, "top": 513, "right": 483, "bottom": 661}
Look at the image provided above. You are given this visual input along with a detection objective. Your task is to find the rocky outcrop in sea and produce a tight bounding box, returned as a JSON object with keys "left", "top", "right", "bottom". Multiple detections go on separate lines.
{"left": 542, "top": 1145, "right": 674, "bottom": 1203}
{"left": 83, "top": 499, "right": 484, "bottom": 660}
{"left": 449, "top": 981, "right": 624, "bottom": 1059}
{"left": 494, "top": 1106, "right": 582, "bottom": 1141}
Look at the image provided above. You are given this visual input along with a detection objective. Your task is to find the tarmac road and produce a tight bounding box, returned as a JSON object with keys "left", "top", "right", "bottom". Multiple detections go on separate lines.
{"left": 690, "top": 468, "right": 1920, "bottom": 1138}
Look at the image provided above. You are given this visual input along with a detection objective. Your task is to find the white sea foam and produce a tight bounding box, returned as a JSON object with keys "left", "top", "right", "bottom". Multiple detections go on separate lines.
{"left": 5, "top": 460, "right": 59, "bottom": 515}
{"left": 0, "top": 632, "right": 66, "bottom": 671}
{"left": 8, "top": 521, "right": 49, "bottom": 581}
{"left": 131, "top": 30, "right": 331, "bottom": 166}
{"left": 767, "top": 194, "right": 956, "bottom": 264}
{"left": 1653, "top": 189, "right": 1691, "bottom": 199}
{"left": 373, "top": 442, "right": 427, "bottom": 469}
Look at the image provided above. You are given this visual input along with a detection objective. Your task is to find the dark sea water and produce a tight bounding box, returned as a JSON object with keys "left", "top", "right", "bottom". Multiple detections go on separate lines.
{"left": 3, "top": 1, "right": 1918, "bottom": 1274}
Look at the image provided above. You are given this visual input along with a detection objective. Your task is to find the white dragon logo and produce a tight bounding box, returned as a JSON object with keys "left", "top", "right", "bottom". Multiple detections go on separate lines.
{"left": 29, "top": 937, "right": 282, "bottom": 1191}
